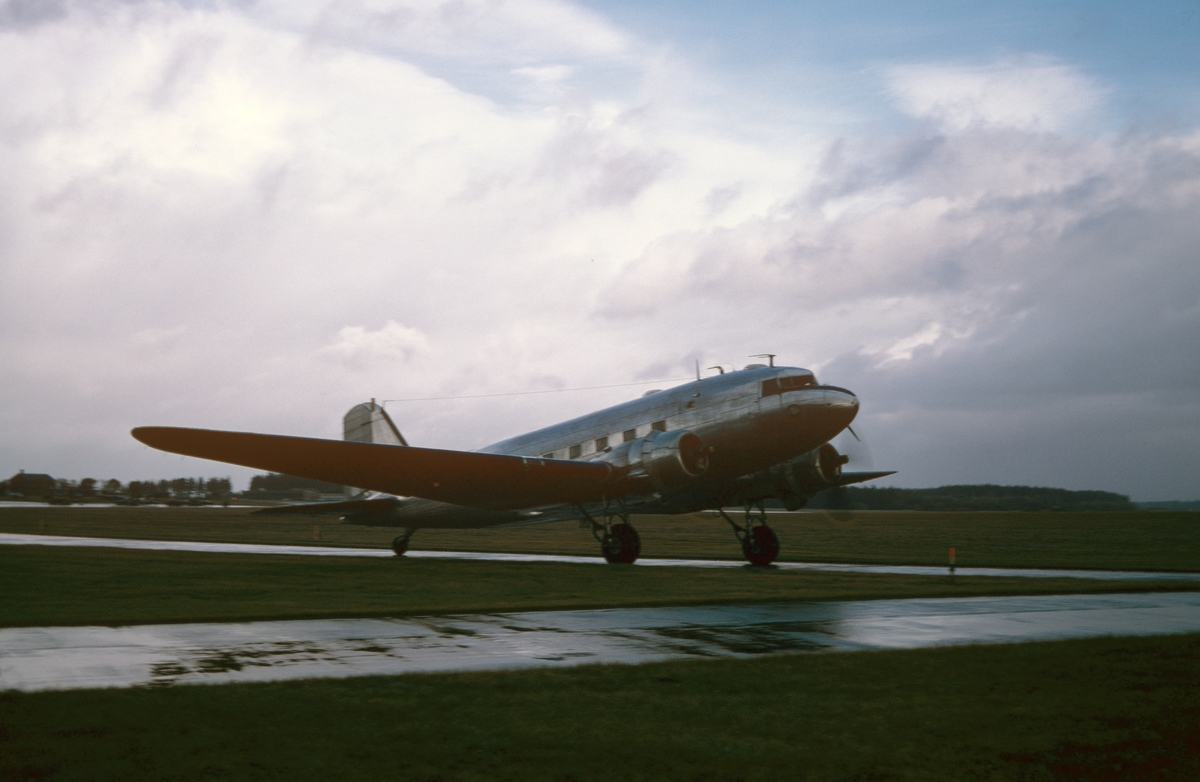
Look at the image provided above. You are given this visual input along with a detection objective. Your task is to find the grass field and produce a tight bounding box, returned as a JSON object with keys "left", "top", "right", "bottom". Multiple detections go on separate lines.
{"left": 2, "top": 632, "right": 1198, "bottom": 781}
{"left": 2, "top": 505, "right": 1198, "bottom": 571}
{"left": 5, "top": 544, "right": 1190, "bottom": 628}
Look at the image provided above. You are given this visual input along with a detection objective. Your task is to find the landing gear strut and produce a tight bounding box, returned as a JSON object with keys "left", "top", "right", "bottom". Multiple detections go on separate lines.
{"left": 718, "top": 503, "right": 780, "bottom": 566}
{"left": 391, "top": 529, "right": 414, "bottom": 556}
{"left": 578, "top": 503, "right": 641, "bottom": 564}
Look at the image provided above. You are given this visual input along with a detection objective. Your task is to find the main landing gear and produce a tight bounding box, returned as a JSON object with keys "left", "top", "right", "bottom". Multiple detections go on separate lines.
{"left": 578, "top": 503, "right": 641, "bottom": 564}
{"left": 718, "top": 503, "right": 780, "bottom": 567}
{"left": 391, "top": 529, "right": 414, "bottom": 556}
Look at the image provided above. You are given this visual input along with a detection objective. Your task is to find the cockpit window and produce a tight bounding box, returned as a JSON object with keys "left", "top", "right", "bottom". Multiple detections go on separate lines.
{"left": 762, "top": 375, "right": 817, "bottom": 397}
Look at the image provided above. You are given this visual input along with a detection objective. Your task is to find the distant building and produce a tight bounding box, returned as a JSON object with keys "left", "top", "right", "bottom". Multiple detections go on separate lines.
{"left": 8, "top": 471, "right": 56, "bottom": 499}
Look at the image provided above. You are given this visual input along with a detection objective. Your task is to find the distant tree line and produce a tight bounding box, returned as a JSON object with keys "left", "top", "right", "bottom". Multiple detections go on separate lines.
{"left": 247, "top": 473, "right": 343, "bottom": 494}
{"left": 1, "top": 474, "right": 233, "bottom": 504}
{"left": 805, "top": 484, "right": 1138, "bottom": 512}
{"left": 1, "top": 474, "right": 1181, "bottom": 511}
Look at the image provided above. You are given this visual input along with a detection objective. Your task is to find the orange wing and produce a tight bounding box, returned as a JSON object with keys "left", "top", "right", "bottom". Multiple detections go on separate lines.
{"left": 132, "top": 426, "right": 611, "bottom": 510}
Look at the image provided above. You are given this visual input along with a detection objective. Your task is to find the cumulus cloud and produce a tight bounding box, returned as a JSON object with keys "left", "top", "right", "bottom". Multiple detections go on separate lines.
{"left": 322, "top": 321, "right": 429, "bottom": 367}
{"left": 270, "top": 0, "right": 631, "bottom": 64}
{"left": 886, "top": 57, "right": 1106, "bottom": 131}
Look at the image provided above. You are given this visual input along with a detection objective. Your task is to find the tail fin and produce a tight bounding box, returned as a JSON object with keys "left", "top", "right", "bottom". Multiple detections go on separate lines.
{"left": 343, "top": 401, "right": 407, "bottom": 498}
{"left": 344, "top": 401, "right": 408, "bottom": 447}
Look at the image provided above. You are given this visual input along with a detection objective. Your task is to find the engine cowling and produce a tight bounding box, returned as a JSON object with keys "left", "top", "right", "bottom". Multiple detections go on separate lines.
{"left": 768, "top": 442, "right": 850, "bottom": 498}
{"left": 600, "top": 429, "right": 710, "bottom": 495}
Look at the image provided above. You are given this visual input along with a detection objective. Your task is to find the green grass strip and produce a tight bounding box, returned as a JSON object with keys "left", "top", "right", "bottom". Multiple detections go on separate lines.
{"left": 2, "top": 633, "right": 1198, "bottom": 781}
{"left": 1, "top": 544, "right": 1193, "bottom": 628}
{"left": 4, "top": 506, "right": 1198, "bottom": 571}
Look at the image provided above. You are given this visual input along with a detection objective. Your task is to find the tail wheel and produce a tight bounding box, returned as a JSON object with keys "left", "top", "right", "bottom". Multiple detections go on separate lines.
{"left": 391, "top": 535, "right": 409, "bottom": 556}
{"left": 743, "top": 525, "right": 780, "bottom": 567}
{"left": 603, "top": 523, "right": 641, "bottom": 564}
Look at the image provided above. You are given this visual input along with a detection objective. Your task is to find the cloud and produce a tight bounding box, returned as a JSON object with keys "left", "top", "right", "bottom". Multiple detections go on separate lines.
{"left": 0, "top": 0, "right": 68, "bottom": 30}
{"left": 321, "top": 321, "right": 429, "bottom": 368}
{"left": 263, "top": 0, "right": 631, "bottom": 65}
{"left": 885, "top": 56, "right": 1106, "bottom": 132}
{"left": 535, "top": 105, "right": 676, "bottom": 206}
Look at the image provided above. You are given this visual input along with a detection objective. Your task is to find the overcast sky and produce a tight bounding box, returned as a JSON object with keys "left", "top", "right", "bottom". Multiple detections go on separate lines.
{"left": 2, "top": 0, "right": 1198, "bottom": 500}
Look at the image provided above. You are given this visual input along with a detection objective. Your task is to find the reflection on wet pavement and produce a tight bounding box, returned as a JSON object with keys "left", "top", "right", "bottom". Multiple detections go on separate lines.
{"left": 4, "top": 533, "right": 1199, "bottom": 581}
{"left": 3, "top": 593, "right": 1199, "bottom": 692}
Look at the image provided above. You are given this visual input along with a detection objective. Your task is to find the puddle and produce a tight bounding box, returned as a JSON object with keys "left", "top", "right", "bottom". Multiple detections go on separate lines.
{"left": 3, "top": 593, "right": 1199, "bottom": 692}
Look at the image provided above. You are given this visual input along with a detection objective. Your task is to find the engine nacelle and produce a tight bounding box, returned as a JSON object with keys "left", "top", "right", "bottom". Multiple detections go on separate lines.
{"left": 600, "top": 429, "right": 710, "bottom": 494}
{"left": 767, "top": 442, "right": 850, "bottom": 498}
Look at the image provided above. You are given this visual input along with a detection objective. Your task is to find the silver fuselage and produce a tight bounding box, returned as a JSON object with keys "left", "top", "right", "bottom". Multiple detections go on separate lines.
{"left": 370, "top": 366, "right": 859, "bottom": 529}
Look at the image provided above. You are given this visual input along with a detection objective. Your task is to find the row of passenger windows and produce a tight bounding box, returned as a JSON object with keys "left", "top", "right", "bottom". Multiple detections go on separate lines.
{"left": 543, "top": 420, "right": 667, "bottom": 460}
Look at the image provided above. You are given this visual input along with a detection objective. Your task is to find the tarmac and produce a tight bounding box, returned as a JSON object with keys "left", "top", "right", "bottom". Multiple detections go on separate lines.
{"left": 3, "top": 532, "right": 1200, "bottom": 582}
{"left": 3, "top": 592, "right": 1199, "bottom": 692}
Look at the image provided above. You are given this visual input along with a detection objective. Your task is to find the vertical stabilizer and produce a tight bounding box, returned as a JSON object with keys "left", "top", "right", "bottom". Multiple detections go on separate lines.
{"left": 343, "top": 401, "right": 408, "bottom": 447}
{"left": 343, "top": 401, "right": 407, "bottom": 499}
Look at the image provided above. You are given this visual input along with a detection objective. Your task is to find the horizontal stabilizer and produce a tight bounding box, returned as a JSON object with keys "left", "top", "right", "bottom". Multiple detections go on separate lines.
{"left": 252, "top": 497, "right": 401, "bottom": 517}
{"left": 132, "top": 426, "right": 612, "bottom": 510}
{"left": 837, "top": 471, "right": 897, "bottom": 487}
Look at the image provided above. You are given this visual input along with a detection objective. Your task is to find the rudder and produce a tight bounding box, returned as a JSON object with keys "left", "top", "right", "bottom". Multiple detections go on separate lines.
{"left": 343, "top": 400, "right": 408, "bottom": 447}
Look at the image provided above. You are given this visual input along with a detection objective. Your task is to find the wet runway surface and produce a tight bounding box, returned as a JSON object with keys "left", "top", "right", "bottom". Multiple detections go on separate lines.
{"left": 4, "top": 532, "right": 1200, "bottom": 582}
{"left": 3, "top": 592, "right": 1198, "bottom": 692}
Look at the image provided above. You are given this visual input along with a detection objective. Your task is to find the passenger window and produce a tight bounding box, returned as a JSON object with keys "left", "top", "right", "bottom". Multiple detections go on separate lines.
{"left": 622, "top": 428, "right": 637, "bottom": 442}
{"left": 569, "top": 444, "right": 582, "bottom": 459}
{"left": 542, "top": 452, "right": 555, "bottom": 459}
{"left": 595, "top": 436, "right": 609, "bottom": 451}
{"left": 652, "top": 420, "right": 666, "bottom": 432}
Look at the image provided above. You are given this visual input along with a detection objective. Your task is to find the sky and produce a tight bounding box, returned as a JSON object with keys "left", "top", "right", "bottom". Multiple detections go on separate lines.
{"left": 1, "top": 0, "right": 1198, "bottom": 500}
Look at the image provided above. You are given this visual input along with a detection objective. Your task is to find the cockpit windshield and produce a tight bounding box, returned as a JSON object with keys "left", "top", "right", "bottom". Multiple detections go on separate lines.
{"left": 761, "top": 374, "right": 817, "bottom": 397}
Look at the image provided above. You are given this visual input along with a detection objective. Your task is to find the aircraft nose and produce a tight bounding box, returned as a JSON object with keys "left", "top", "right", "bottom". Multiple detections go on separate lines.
{"left": 784, "top": 386, "right": 859, "bottom": 444}
{"left": 822, "top": 387, "right": 859, "bottom": 429}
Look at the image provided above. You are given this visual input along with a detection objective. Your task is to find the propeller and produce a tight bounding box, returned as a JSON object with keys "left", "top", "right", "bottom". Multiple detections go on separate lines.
{"left": 836, "top": 426, "right": 876, "bottom": 473}
{"left": 823, "top": 426, "right": 878, "bottom": 522}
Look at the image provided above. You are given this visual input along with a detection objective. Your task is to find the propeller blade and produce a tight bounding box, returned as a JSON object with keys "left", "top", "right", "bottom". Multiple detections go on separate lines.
{"left": 826, "top": 484, "right": 855, "bottom": 523}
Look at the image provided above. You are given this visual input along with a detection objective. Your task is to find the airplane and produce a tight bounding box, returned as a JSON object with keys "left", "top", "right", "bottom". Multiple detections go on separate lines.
{"left": 131, "top": 358, "right": 894, "bottom": 566}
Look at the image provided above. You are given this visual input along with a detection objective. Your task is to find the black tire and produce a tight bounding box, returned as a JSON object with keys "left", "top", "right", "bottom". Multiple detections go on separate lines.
{"left": 391, "top": 536, "right": 409, "bottom": 556}
{"left": 743, "top": 525, "right": 780, "bottom": 566}
{"left": 602, "top": 523, "right": 641, "bottom": 564}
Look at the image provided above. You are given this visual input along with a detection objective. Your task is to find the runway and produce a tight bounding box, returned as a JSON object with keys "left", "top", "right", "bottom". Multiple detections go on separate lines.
{"left": 3, "top": 532, "right": 1200, "bottom": 582}
{"left": 3, "top": 592, "right": 1198, "bottom": 692}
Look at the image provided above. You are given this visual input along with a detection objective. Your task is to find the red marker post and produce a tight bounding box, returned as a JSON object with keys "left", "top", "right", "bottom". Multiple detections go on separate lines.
{"left": 949, "top": 546, "right": 956, "bottom": 577}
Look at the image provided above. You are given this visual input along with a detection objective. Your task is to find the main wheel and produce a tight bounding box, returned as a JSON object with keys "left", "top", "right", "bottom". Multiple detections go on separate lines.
{"left": 602, "top": 523, "right": 641, "bottom": 564}
{"left": 743, "top": 525, "right": 780, "bottom": 566}
{"left": 391, "top": 535, "right": 409, "bottom": 556}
